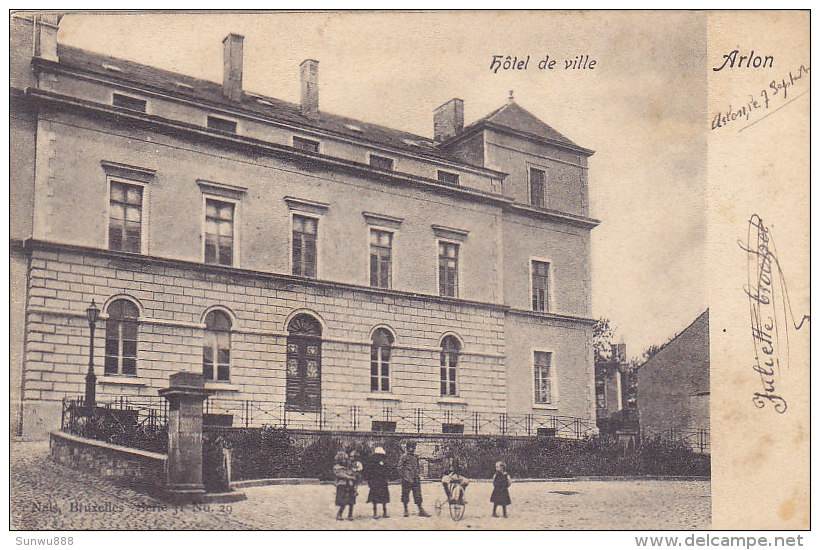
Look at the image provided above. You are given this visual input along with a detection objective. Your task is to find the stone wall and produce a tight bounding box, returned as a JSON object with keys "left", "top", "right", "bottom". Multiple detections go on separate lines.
{"left": 50, "top": 431, "right": 167, "bottom": 492}
{"left": 23, "top": 242, "right": 507, "bottom": 438}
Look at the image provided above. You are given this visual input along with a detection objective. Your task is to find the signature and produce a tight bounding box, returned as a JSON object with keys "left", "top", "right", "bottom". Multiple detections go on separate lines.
{"left": 738, "top": 215, "right": 809, "bottom": 414}
{"left": 711, "top": 64, "right": 810, "bottom": 132}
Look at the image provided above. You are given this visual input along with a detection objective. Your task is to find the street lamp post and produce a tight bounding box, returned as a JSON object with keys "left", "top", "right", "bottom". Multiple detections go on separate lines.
{"left": 84, "top": 299, "right": 100, "bottom": 412}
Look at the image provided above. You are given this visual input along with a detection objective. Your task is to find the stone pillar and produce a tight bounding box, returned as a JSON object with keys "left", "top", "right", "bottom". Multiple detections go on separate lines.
{"left": 159, "top": 372, "right": 210, "bottom": 503}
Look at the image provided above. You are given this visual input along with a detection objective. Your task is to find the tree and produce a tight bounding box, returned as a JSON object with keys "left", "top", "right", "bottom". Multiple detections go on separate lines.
{"left": 641, "top": 343, "right": 663, "bottom": 362}
{"left": 592, "top": 317, "right": 614, "bottom": 366}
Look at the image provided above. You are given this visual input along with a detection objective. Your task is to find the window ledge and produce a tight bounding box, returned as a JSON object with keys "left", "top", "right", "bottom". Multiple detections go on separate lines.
{"left": 98, "top": 376, "right": 145, "bottom": 386}
{"left": 205, "top": 382, "right": 240, "bottom": 392}
{"left": 532, "top": 404, "right": 558, "bottom": 410}
{"left": 437, "top": 397, "right": 467, "bottom": 405}
{"left": 366, "top": 394, "right": 402, "bottom": 402}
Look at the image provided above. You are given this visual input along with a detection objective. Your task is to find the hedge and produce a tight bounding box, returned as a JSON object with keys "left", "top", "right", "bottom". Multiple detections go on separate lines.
{"left": 201, "top": 428, "right": 709, "bottom": 486}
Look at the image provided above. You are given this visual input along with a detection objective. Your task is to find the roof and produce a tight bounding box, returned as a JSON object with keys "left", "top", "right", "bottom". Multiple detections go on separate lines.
{"left": 636, "top": 309, "right": 710, "bottom": 370}
{"left": 52, "top": 45, "right": 590, "bottom": 165}
{"left": 55, "top": 44, "right": 450, "bottom": 160}
{"left": 457, "top": 101, "right": 590, "bottom": 154}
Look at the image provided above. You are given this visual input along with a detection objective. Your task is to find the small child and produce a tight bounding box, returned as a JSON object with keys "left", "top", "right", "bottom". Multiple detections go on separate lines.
{"left": 333, "top": 451, "right": 357, "bottom": 521}
{"left": 366, "top": 446, "right": 390, "bottom": 519}
{"left": 490, "top": 461, "right": 512, "bottom": 518}
{"left": 440, "top": 451, "right": 469, "bottom": 505}
{"left": 349, "top": 450, "right": 364, "bottom": 500}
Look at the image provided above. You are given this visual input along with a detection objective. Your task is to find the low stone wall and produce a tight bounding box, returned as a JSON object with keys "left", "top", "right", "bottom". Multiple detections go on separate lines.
{"left": 50, "top": 431, "right": 167, "bottom": 493}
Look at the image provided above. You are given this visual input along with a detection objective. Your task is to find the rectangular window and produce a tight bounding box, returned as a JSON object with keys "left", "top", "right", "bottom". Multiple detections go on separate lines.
{"left": 112, "top": 93, "right": 147, "bottom": 113}
{"left": 104, "top": 320, "right": 138, "bottom": 376}
{"left": 109, "top": 180, "right": 143, "bottom": 253}
{"left": 203, "top": 331, "right": 231, "bottom": 381}
{"left": 293, "top": 136, "right": 320, "bottom": 153}
{"left": 204, "top": 199, "right": 234, "bottom": 266}
{"left": 440, "top": 346, "right": 458, "bottom": 396}
{"left": 532, "top": 260, "right": 550, "bottom": 312}
{"left": 370, "top": 155, "right": 394, "bottom": 171}
{"left": 437, "top": 170, "right": 460, "bottom": 185}
{"left": 438, "top": 242, "right": 459, "bottom": 297}
{"left": 534, "top": 351, "right": 552, "bottom": 404}
{"left": 207, "top": 115, "right": 237, "bottom": 133}
{"left": 370, "top": 346, "right": 390, "bottom": 392}
{"left": 369, "top": 229, "right": 392, "bottom": 289}
{"left": 292, "top": 215, "right": 318, "bottom": 277}
{"left": 530, "top": 167, "right": 546, "bottom": 208}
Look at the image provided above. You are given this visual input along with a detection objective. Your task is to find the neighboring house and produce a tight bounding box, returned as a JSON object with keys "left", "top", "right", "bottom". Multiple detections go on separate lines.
{"left": 10, "top": 14, "right": 600, "bottom": 439}
{"left": 636, "top": 310, "right": 710, "bottom": 452}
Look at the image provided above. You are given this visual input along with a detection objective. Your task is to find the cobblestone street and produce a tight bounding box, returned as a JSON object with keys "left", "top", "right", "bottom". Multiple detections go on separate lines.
{"left": 12, "top": 442, "right": 710, "bottom": 530}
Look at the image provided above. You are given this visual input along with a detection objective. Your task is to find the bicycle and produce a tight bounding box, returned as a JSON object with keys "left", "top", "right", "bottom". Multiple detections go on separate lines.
{"left": 434, "top": 481, "right": 467, "bottom": 521}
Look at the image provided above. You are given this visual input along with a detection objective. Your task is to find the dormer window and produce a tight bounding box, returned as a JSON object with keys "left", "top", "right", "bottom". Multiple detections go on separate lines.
{"left": 437, "top": 171, "right": 459, "bottom": 186}
{"left": 293, "top": 136, "right": 320, "bottom": 153}
{"left": 207, "top": 115, "right": 237, "bottom": 134}
{"left": 112, "top": 93, "right": 146, "bottom": 113}
{"left": 370, "top": 155, "right": 394, "bottom": 171}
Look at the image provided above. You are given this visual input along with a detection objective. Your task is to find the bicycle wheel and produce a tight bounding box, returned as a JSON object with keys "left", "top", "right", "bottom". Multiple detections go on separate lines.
{"left": 448, "top": 485, "right": 465, "bottom": 521}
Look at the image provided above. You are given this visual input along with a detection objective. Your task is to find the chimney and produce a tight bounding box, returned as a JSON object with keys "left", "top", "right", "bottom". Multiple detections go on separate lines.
{"left": 33, "top": 13, "right": 62, "bottom": 62}
{"left": 222, "top": 33, "right": 244, "bottom": 101}
{"left": 300, "top": 59, "right": 319, "bottom": 119}
{"left": 433, "top": 98, "right": 464, "bottom": 143}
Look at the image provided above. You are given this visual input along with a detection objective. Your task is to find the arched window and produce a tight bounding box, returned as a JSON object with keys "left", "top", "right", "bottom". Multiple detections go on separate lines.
{"left": 286, "top": 314, "right": 322, "bottom": 411}
{"left": 203, "top": 310, "right": 232, "bottom": 381}
{"left": 440, "top": 335, "right": 461, "bottom": 396}
{"left": 104, "top": 299, "right": 139, "bottom": 376}
{"left": 370, "top": 328, "right": 394, "bottom": 392}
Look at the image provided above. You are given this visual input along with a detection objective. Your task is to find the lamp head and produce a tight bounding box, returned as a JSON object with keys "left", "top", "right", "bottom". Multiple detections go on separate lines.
{"left": 86, "top": 299, "right": 100, "bottom": 325}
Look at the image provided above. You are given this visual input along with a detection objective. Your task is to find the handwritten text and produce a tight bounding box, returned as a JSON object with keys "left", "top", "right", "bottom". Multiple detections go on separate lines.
{"left": 739, "top": 215, "right": 809, "bottom": 414}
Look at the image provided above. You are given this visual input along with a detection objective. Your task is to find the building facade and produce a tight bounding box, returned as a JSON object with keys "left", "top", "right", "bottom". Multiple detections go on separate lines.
{"left": 10, "top": 14, "right": 599, "bottom": 439}
{"left": 637, "top": 310, "right": 710, "bottom": 449}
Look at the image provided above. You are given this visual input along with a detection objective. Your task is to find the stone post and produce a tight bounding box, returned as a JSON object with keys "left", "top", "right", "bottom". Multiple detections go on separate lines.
{"left": 159, "top": 372, "right": 210, "bottom": 503}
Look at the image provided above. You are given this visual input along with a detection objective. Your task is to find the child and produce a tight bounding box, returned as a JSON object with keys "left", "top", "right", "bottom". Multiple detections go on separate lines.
{"left": 349, "top": 450, "right": 364, "bottom": 505}
{"left": 397, "top": 441, "right": 431, "bottom": 517}
{"left": 490, "top": 461, "right": 512, "bottom": 518}
{"left": 440, "top": 451, "right": 470, "bottom": 504}
{"left": 366, "top": 446, "right": 390, "bottom": 519}
{"left": 333, "top": 450, "right": 357, "bottom": 521}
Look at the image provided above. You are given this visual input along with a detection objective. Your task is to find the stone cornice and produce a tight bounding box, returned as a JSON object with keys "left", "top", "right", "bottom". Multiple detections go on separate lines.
{"left": 23, "top": 237, "right": 597, "bottom": 328}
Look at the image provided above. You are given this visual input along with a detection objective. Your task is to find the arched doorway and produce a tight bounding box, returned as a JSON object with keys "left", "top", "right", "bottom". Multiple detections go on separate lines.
{"left": 286, "top": 314, "right": 322, "bottom": 411}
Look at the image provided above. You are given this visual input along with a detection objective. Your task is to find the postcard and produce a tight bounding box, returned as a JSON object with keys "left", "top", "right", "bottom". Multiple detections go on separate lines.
{"left": 8, "top": 10, "right": 810, "bottom": 535}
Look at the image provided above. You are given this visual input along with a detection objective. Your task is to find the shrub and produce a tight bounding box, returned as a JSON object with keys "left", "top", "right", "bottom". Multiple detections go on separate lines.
{"left": 201, "top": 430, "right": 710, "bottom": 483}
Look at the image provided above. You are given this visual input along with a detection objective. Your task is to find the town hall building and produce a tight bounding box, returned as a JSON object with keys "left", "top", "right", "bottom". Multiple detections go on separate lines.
{"left": 10, "top": 14, "right": 600, "bottom": 439}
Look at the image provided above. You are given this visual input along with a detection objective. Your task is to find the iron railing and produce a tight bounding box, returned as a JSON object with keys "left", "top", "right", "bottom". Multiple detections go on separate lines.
{"left": 61, "top": 395, "right": 598, "bottom": 442}
{"left": 202, "top": 398, "right": 597, "bottom": 439}
{"left": 643, "top": 427, "right": 710, "bottom": 454}
{"left": 61, "top": 396, "right": 168, "bottom": 453}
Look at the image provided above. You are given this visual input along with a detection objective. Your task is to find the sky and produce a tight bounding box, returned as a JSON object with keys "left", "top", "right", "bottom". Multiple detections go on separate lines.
{"left": 57, "top": 11, "right": 708, "bottom": 356}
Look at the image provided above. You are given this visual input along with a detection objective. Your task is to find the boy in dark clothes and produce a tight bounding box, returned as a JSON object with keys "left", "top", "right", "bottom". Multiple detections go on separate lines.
{"left": 397, "top": 441, "right": 431, "bottom": 517}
